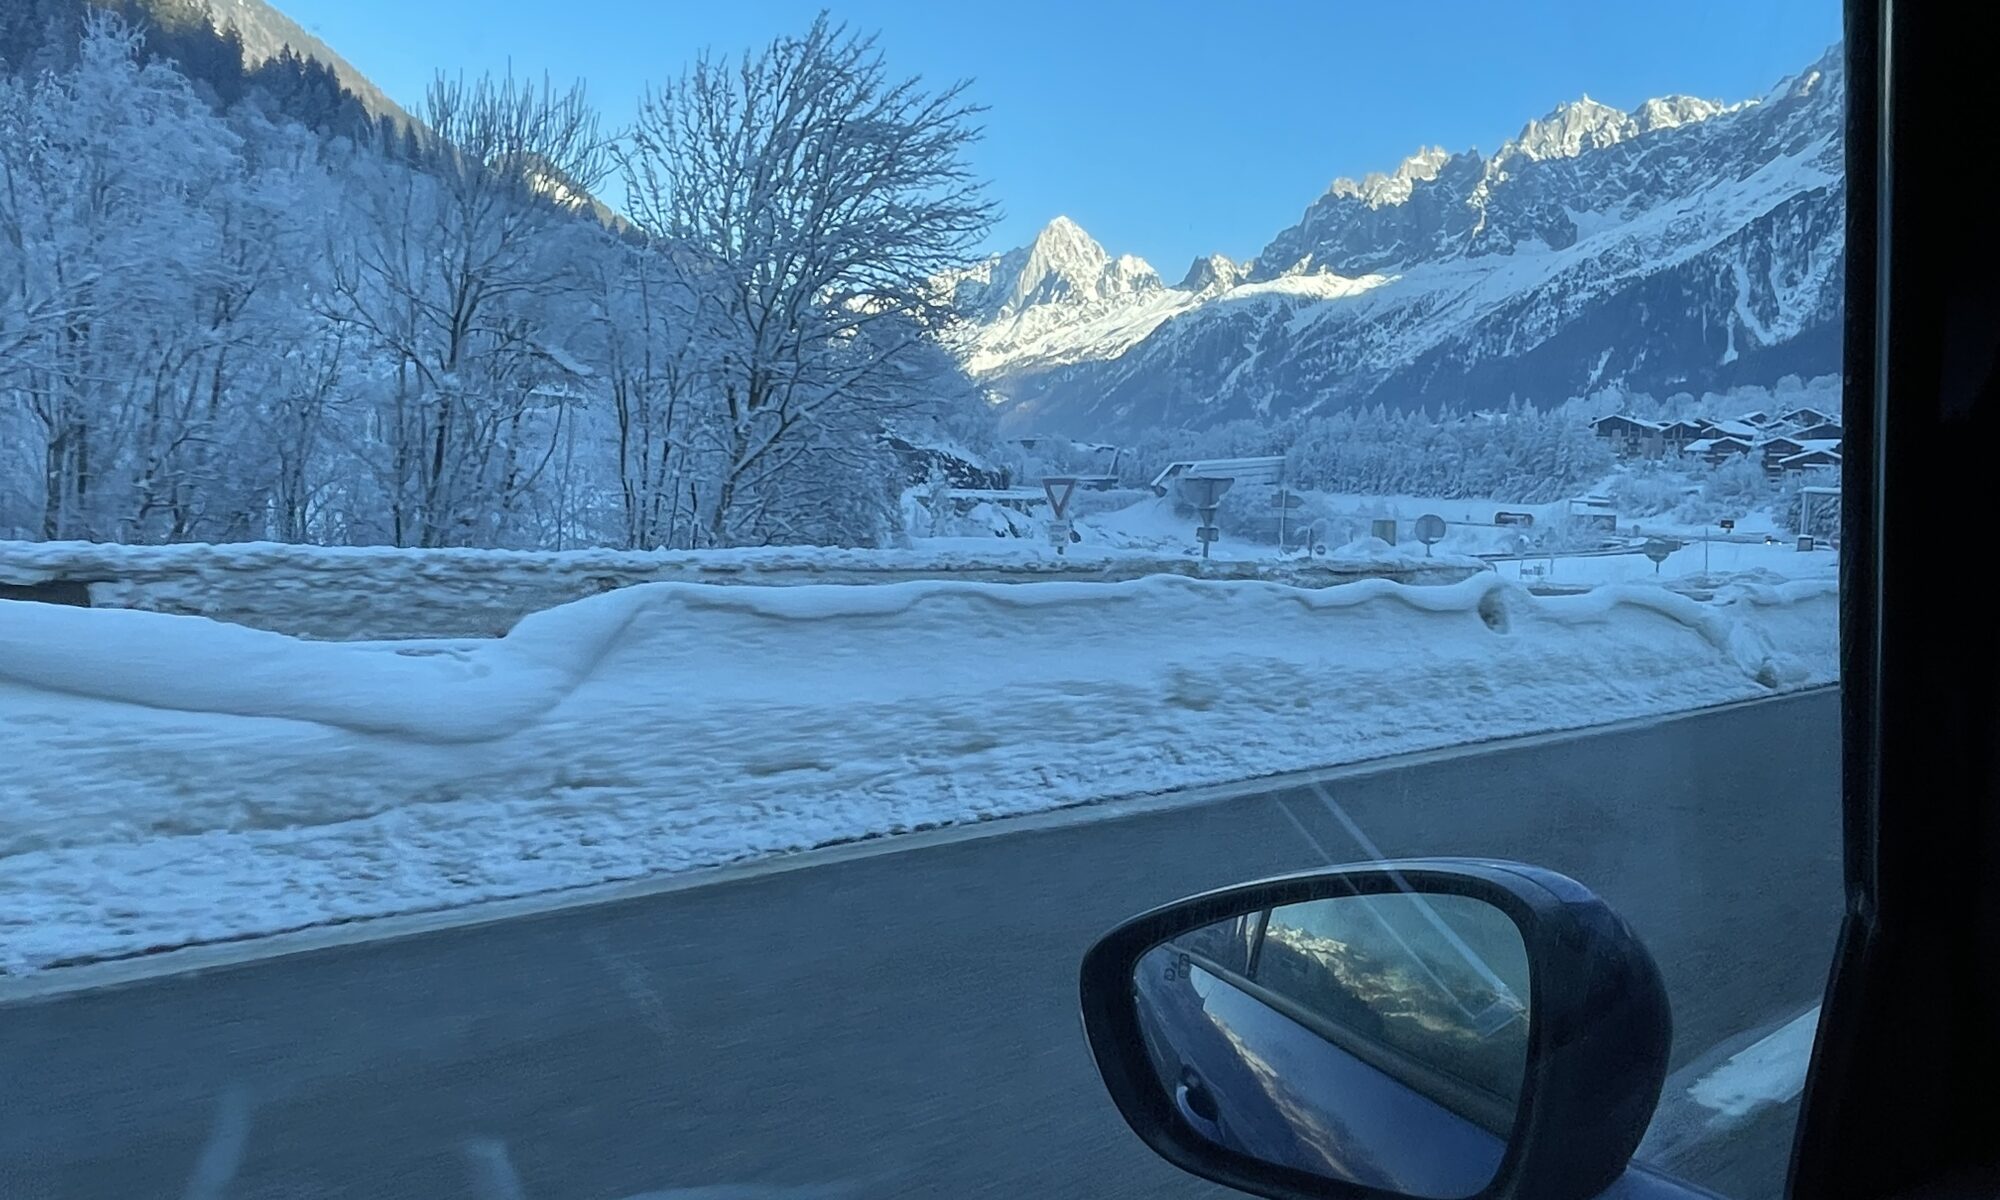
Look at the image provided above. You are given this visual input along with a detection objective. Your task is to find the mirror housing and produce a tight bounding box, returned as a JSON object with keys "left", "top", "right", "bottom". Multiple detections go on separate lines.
{"left": 1079, "top": 859, "right": 1671, "bottom": 1200}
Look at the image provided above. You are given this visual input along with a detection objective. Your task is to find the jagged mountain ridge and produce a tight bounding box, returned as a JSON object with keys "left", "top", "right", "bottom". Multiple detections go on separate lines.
{"left": 962, "top": 46, "right": 1845, "bottom": 437}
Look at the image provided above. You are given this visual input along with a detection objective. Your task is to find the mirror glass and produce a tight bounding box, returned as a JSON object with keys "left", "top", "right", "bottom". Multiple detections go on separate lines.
{"left": 1130, "top": 890, "right": 1530, "bottom": 1199}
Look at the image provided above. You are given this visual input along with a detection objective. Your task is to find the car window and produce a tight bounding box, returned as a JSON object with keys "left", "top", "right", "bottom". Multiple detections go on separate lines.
{"left": 1174, "top": 909, "right": 1264, "bottom": 977}
{"left": 0, "top": 2, "right": 1844, "bottom": 1198}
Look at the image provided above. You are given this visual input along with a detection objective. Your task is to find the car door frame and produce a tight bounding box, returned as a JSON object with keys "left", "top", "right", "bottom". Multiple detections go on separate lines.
{"left": 1789, "top": 2, "right": 2000, "bottom": 1196}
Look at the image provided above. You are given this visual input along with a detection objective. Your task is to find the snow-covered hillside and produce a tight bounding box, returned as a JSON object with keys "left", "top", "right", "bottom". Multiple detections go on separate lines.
{"left": 962, "top": 47, "right": 1844, "bottom": 437}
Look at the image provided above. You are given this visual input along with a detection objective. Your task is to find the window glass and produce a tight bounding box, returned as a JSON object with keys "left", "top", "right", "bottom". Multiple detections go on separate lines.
{"left": 0, "top": 2, "right": 1844, "bottom": 1198}
{"left": 1174, "top": 910, "right": 1263, "bottom": 977}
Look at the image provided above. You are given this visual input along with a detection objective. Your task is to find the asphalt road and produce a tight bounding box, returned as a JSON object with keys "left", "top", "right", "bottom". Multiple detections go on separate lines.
{"left": 0, "top": 689, "right": 1841, "bottom": 1200}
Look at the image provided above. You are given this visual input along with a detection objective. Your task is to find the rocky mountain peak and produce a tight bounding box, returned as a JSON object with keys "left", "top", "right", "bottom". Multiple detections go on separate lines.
{"left": 952, "top": 216, "right": 1163, "bottom": 322}
{"left": 1633, "top": 94, "right": 1729, "bottom": 133}
{"left": 1176, "top": 253, "right": 1248, "bottom": 294}
{"left": 1328, "top": 146, "right": 1452, "bottom": 208}
{"left": 1502, "top": 96, "right": 1637, "bottom": 162}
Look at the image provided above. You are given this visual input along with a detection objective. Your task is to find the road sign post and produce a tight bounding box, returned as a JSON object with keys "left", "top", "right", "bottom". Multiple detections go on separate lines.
{"left": 1413, "top": 513, "right": 1447, "bottom": 558}
{"left": 1177, "top": 476, "right": 1235, "bottom": 559}
{"left": 1271, "top": 487, "right": 1303, "bottom": 554}
{"left": 1041, "top": 477, "right": 1080, "bottom": 556}
{"left": 1642, "top": 537, "right": 1680, "bottom": 574}
{"left": 1041, "top": 476, "right": 1078, "bottom": 519}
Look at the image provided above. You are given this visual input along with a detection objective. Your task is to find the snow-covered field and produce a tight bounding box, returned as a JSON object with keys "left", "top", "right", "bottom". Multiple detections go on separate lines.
{"left": 0, "top": 572, "right": 1835, "bottom": 974}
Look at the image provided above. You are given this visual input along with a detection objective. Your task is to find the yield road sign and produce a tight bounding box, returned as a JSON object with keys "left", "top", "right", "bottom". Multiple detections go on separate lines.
{"left": 1042, "top": 477, "right": 1079, "bottom": 520}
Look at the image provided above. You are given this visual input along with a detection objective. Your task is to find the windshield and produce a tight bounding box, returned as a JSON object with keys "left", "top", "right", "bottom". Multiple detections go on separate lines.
{"left": 0, "top": 2, "right": 1843, "bottom": 1198}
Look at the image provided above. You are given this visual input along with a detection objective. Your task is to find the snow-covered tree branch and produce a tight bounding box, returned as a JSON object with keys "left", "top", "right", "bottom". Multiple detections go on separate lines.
{"left": 618, "top": 14, "right": 996, "bottom": 544}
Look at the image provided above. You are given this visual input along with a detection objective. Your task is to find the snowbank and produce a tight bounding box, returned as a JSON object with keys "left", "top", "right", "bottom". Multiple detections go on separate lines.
{"left": 0, "top": 574, "right": 1837, "bottom": 973}
{"left": 0, "top": 538, "right": 1487, "bottom": 640}
{"left": 1491, "top": 541, "right": 1839, "bottom": 587}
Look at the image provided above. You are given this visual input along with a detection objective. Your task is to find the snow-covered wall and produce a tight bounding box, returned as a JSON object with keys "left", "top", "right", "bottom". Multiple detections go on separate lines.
{"left": 0, "top": 539, "right": 1488, "bottom": 640}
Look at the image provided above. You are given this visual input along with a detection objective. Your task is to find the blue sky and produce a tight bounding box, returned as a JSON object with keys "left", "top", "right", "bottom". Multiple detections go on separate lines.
{"left": 278, "top": 0, "right": 1841, "bottom": 273}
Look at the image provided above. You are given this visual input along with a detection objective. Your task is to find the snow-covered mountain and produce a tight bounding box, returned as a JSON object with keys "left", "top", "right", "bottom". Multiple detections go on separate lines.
{"left": 943, "top": 216, "right": 1197, "bottom": 377}
{"left": 964, "top": 47, "right": 1845, "bottom": 437}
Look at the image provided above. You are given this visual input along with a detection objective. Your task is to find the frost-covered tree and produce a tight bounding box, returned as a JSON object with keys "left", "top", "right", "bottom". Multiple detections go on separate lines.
{"left": 324, "top": 71, "right": 612, "bottom": 546}
{"left": 0, "top": 15, "right": 242, "bottom": 539}
{"left": 576, "top": 237, "right": 718, "bottom": 550}
{"left": 0, "top": 12, "right": 997, "bottom": 551}
{"left": 619, "top": 14, "right": 995, "bottom": 545}
{"left": 1115, "top": 404, "right": 1613, "bottom": 503}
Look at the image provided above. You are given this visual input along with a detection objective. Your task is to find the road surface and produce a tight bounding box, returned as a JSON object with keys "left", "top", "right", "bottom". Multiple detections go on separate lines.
{"left": 0, "top": 689, "right": 1840, "bottom": 1200}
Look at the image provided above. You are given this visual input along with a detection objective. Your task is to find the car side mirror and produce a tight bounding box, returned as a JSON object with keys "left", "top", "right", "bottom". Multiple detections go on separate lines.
{"left": 1078, "top": 859, "right": 1671, "bottom": 1200}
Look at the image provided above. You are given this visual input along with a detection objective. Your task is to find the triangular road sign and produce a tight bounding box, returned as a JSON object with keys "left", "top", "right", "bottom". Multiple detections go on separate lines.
{"left": 1042, "top": 476, "right": 1078, "bottom": 520}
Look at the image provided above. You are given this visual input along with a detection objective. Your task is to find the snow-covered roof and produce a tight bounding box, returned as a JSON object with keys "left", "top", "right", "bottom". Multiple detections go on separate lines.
{"left": 947, "top": 487, "right": 1046, "bottom": 503}
{"left": 1780, "top": 447, "right": 1842, "bottom": 466}
{"left": 1590, "top": 414, "right": 1663, "bottom": 430}
{"left": 538, "top": 343, "right": 595, "bottom": 378}
{"left": 1009, "top": 437, "right": 1123, "bottom": 454}
{"left": 1150, "top": 457, "right": 1287, "bottom": 490}
{"left": 1708, "top": 420, "right": 1761, "bottom": 439}
{"left": 1686, "top": 436, "right": 1752, "bottom": 454}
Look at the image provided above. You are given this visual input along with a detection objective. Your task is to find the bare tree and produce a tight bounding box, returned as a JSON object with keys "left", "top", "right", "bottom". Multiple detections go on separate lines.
{"left": 595, "top": 243, "right": 714, "bottom": 550}
{"left": 327, "top": 69, "right": 612, "bottom": 546}
{"left": 620, "top": 14, "right": 995, "bottom": 545}
{"left": 0, "top": 14, "right": 1001, "bottom": 552}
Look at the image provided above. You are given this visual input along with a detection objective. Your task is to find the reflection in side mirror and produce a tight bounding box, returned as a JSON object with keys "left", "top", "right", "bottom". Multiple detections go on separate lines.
{"left": 1132, "top": 893, "right": 1529, "bottom": 1199}
{"left": 1080, "top": 860, "right": 1672, "bottom": 1200}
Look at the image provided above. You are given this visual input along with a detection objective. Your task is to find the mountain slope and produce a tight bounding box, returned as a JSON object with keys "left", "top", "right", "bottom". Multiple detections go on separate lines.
{"left": 198, "top": 0, "right": 413, "bottom": 127}
{"left": 966, "top": 47, "right": 1844, "bottom": 437}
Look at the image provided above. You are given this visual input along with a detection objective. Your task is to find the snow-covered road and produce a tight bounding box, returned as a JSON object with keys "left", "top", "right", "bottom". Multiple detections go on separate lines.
{"left": 0, "top": 573, "right": 1837, "bottom": 973}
